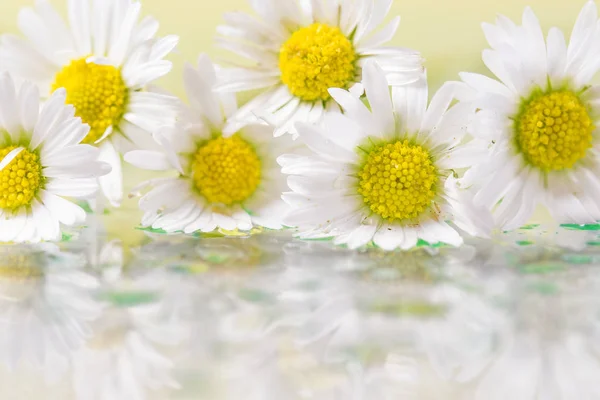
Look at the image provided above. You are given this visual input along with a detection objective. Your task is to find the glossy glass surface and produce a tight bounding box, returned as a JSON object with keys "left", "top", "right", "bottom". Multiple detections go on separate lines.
{"left": 1, "top": 215, "right": 599, "bottom": 399}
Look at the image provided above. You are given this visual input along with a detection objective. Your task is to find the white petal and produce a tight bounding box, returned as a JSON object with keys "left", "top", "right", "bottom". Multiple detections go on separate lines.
{"left": 346, "top": 224, "right": 377, "bottom": 249}
{"left": 321, "top": 112, "right": 365, "bottom": 152}
{"left": 250, "top": 201, "right": 288, "bottom": 230}
{"left": 98, "top": 141, "right": 123, "bottom": 207}
{"left": 31, "top": 199, "right": 61, "bottom": 241}
{"left": 362, "top": 60, "right": 395, "bottom": 136}
{"left": 213, "top": 213, "right": 238, "bottom": 231}
{"left": 41, "top": 189, "right": 86, "bottom": 226}
{"left": 481, "top": 49, "right": 519, "bottom": 93}
{"left": 152, "top": 127, "right": 183, "bottom": 174}
{"left": 356, "top": 16, "right": 400, "bottom": 50}
{"left": 150, "top": 35, "right": 179, "bottom": 61}
{"left": 296, "top": 122, "right": 358, "bottom": 163}
{"left": 43, "top": 163, "right": 108, "bottom": 179}
{"left": 124, "top": 150, "right": 173, "bottom": 171}
{"left": 31, "top": 89, "right": 71, "bottom": 150}
{"left": 68, "top": 0, "right": 91, "bottom": 54}
{"left": 0, "top": 147, "right": 24, "bottom": 171}
{"left": 458, "top": 72, "right": 513, "bottom": 98}
{"left": 124, "top": 60, "right": 173, "bottom": 88}
{"left": 0, "top": 73, "right": 20, "bottom": 139}
{"left": 43, "top": 144, "right": 99, "bottom": 167}
{"left": 373, "top": 225, "right": 404, "bottom": 251}
{"left": 329, "top": 87, "right": 377, "bottom": 135}
{"left": 418, "top": 220, "right": 463, "bottom": 247}
{"left": 183, "top": 61, "right": 222, "bottom": 128}
{"left": 17, "top": 80, "right": 40, "bottom": 134}
{"left": 522, "top": 6, "right": 547, "bottom": 81}
{"left": 108, "top": 2, "right": 141, "bottom": 65}
{"left": 567, "top": 1, "right": 598, "bottom": 71}
{"left": 45, "top": 177, "right": 99, "bottom": 198}
{"left": 400, "top": 227, "right": 418, "bottom": 250}
{"left": 41, "top": 118, "right": 90, "bottom": 158}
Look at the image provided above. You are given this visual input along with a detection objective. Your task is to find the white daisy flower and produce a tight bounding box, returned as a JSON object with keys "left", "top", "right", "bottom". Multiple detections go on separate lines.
{"left": 125, "top": 55, "right": 295, "bottom": 234}
{"left": 279, "top": 61, "right": 492, "bottom": 250}
{"left": 0, "top": 73, "right": 109, "bottom": 243}
{"left": 0, "top": 0, "right": 180, "bottom": 207}
{"left": 216, "top": 0, "right": 424, "bottom": 136}
{"left": 458, "top": 1, "right": 600, "bottom": 230}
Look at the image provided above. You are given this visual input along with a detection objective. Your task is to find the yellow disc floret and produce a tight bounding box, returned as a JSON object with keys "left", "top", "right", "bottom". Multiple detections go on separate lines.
{"left": 191, "top": 134, "right": 261, "bottom": 206}
{"left": 52, "top": 58, "right": 129, "bottom": 145}
{"left": 515, "top": 89, "right": 594, "bottom": 171}
{"left": 358, "top": 140, "right": 438, "bottom": 222}
{"left": 279, "top": 23, "right": 357, "bottom": 102}
{"left": 0, "top": 146, "right": 43, "bottom": 210}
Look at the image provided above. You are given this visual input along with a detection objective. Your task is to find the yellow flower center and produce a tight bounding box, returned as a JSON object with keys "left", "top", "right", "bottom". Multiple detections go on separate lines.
{"left": 52, "top": 58, "right": 129, "bottom": 145}
{"left": 0, "top": 146, "right": 43, "bottom": 210}
{"left": 515, "top": 89, "right": 594, "bottom": 171}
{"left": 279, "top": 23, "right": 357, "bottom": 102}
{"left": 191, "top": 134, "right": 261, "bottom": 206}
{"left": 358, "top": 140, "right": 438, "bottom": 222}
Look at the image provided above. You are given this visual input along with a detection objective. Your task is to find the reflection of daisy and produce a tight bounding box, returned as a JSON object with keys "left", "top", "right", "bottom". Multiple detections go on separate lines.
{"left": 279, "top": 62, "right": 492, "bottom": 250}
{"left": 126, "top": 55, "right": 294, "bottom": 234}
{"left": 73, "top": 262, "right": 190, "bottom": 399}
{"left": 472, "top": 289, "right": 600, "bottom": 400}
{"left": 0, "top": 0, "right": 180, "bottom": 206}
{"left": 0, "top": 74, "right": 108, "bottom": 243}
{"left": 72, "top": 306, "right": 183, "bottom": 400}
{"left": 216, "top": 0, "right": 424, "bottom": 136}
{"left": 419, "top": 285, "right": 504, "bottom": 383}
{"left": 0, "top": 244, "right": 102, "bottom": 383}
{"left": 473, "top": 330, "right": 600, "bottom": 400}
{"left": 339, "top": 360, "right": 420, "bottom": 400}
{"left": 459, "top": 2, "right": 600, "bottom": 229}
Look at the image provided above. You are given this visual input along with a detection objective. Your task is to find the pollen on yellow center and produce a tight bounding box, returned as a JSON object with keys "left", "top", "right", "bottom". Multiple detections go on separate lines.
{"left": 0, "top": 146, "right": 43, "bottom": 210}
{"left": 279, "top": 23, "right": 357, "bottom": 102}
{"left": 358, "top": 140, "right": 438, "bottom": 222}
{"left": 52, "top": 58, "right": 129, "bottom": 145}
{"left": 191, "top": 134, "right": 261, "bottom": 206}
{"left": 515, "top": 89, "right": 594, "bottom": 171}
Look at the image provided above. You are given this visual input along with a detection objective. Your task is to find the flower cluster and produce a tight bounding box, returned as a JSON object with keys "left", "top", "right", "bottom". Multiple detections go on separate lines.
{"left": 1, "top": 0, "right": 599, "bottom": 250}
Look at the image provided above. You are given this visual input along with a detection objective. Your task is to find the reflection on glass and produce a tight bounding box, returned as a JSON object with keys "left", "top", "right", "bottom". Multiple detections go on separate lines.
{"left": 1, "top": 224, "right": 600, "bottom": 399}
{"left": 0, "top": 244, "right": 101, "bottom": 384}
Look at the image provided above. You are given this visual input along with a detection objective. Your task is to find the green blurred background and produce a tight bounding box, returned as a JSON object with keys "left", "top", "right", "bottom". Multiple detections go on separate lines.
{"left": 0, "top": 0, "right": 589, "bottom": 246}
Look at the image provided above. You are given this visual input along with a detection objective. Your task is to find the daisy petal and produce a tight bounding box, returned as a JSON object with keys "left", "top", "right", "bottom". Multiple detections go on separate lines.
{"left": 124, "top": 150, "right": 172, "bottom": 171}
{"left": 98, "top": 140, "right": 123, "bottom": 207}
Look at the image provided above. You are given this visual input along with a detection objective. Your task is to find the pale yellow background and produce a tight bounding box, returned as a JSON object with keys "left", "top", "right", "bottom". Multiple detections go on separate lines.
{"left": 0, "top": 0, "right": 588, "bottom": 245}
{"left": 0, "top": 0, "right": 592, "bottom": 95}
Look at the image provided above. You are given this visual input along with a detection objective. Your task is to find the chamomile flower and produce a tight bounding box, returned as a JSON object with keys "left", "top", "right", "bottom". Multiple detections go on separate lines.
{"left": 279, "top": 61, "right": 492, "bottom": 250}
{"left": 125, "top": 55, "right": 295, "bottom": 234}
{"left": 0, "top": 0, "right": 180, "bottom": 207}
{"left": 216, "top": 0, "right": 424, "bottom": 136}
{"left": 458, "top": 1, "right": 600, "bottom": 230}
{"left": 0, "top": 74, "right": 109, "bottom": 243}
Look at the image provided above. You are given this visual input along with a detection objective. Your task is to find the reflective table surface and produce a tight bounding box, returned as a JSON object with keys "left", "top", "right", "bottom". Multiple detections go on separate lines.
{"left": 1, "top": 213, "right": 600, "bottom": 400}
